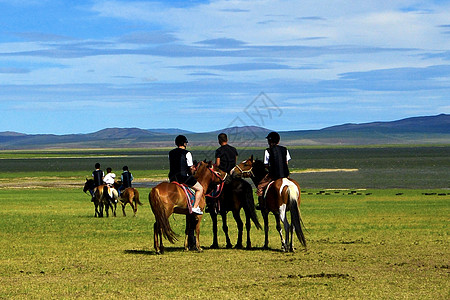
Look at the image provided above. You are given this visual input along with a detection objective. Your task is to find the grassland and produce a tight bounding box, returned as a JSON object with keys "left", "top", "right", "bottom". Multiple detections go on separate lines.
{"left": 0, "top": 146, "right": 448, "bottom": 298}
{"left": 0, "top": 188, "right": 448, "bottom": 299}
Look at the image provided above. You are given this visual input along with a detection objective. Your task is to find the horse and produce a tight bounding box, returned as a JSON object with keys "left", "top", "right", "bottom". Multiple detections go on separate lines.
{"left": 83, "top": 179, "right": 118, "bottom": 217}
{"left": 114, "top": 181, "right": 142, "bottom": 217}
{"left": 207, "top": 156, "right": 262, "bottom": 249}
{"left": 149, "top": 161, "right": 227, "bottom": 254}
{"left": 250, "top": 159, "right": 307, "bottom": 252}
{"left": 83, "top": 179, "right": 100, "bottom": 217}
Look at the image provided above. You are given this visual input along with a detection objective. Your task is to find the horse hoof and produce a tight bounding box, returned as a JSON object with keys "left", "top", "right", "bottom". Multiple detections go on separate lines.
{"left": 246, "top": 245, "right": 252, "bottom": 250}
{"left": 234, "top": 244, "right": 243, "bottom": 249}
{"left": 197, "top": 247, "right": 203, "bottom": 252}
{"left": 226, "top": 243, "right": 233, "bottom": 249}
{"left": 210, "top": 244, "right": 219, "bottom": 249}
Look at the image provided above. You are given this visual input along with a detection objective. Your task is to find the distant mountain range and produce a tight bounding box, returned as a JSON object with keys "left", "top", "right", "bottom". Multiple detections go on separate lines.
{"left": 0, "top": 114, "right": 448, "bottom": 149}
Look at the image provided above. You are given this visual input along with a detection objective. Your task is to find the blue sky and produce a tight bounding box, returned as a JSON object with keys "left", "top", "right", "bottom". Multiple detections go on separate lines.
{"left": 0, "top": 0, "right": 449, "bottom": 134}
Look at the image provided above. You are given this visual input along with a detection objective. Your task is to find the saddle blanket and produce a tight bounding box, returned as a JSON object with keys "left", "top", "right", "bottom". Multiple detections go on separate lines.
{"left": 172, "top": 182, "right": 195, "bottom": 208}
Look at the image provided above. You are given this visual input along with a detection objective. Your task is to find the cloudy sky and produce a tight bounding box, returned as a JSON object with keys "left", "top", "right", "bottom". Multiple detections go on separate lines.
{"left": 1, "top": 0, "right": 449, "bottom": 134}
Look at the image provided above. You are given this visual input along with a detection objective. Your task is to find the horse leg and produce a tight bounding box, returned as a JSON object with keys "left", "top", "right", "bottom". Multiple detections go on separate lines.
{"left": 122, "top": 202, "right": 126, "bottom": 217}
{"left": 131, "top": 200, "right": 137, "bottom": 217}
{"left": 99, "top": 203, "right": 104, "bottom": 218}
{"left": 244, "top": 209, "right": 252, "bottom": 249}
{"left": 289, "top": 220, "right": 294, "bottom": 252}
{"left": 232, "top": 209, "right": 244, "bottom": 249}
{"left": 210, "top": 212, "right": 219, "bottom": 249}
{"left": 154, "top": 222, "right": 161, "bottom": 254}
{"left": 262, "top": 210, "right": 270, "bottom": 250}
{"left": 276, "top": 207, "right": 288, "bottom": 252}
{"left": 221, "top": 212, "right": 233, "bottom": 249}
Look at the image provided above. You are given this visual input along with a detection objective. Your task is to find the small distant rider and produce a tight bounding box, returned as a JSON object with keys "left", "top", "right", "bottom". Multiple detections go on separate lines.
{"left": 168, "top": 135, "right": 204, "bottom": 215}
{"left": 215, "top": 133, "right": 238, "bottom": 174}
{"left": 119, "top": 165, "right": 133, "bottom": 196}
{"left": 91, "top": 163, "right": 104, "bottom": 198}
{"left": 103, "top": 167, "right": 117, "bottom": 202}
{"left": 256, "top": 132, "right": 291, "bottom": 209}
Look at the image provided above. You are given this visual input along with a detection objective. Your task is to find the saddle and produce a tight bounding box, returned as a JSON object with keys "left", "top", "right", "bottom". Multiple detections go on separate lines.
{"left": 172, "top": 182, "right": 196, "bottom": 212}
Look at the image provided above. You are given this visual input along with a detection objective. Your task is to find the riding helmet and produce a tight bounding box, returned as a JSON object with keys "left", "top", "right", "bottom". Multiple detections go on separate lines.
{"left": 175, "top": 135, "right": 188, "bottom": 146}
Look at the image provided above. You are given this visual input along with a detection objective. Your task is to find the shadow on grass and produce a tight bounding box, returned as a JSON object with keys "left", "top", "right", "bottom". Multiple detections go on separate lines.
{"left": 124, "top": 247, "right": 187, "bottom": 255}
{"left": 124, "top": 246, "right": 305, "bottom": 255}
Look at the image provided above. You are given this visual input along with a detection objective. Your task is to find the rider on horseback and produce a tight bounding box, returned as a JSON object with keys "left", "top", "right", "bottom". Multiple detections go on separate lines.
{"left": 103, "top": 167, "right": 118, "bottom": 203}
{"left": 90, "top": 163, "right": 104, "bottom": 201}
{"left": 215, "top": 133, "right": 238, "bottom": 174}
{"left": 256, "top": 131, "right": 291, "bottom": 210}
{"left": 119, "top": 165, "right": 133, "bottom": 196}
{"left": 169, "top": 135, "right": 204, "bottom": 215}
{"left": 206, "top": 133, "right": 239, "bottom": 213}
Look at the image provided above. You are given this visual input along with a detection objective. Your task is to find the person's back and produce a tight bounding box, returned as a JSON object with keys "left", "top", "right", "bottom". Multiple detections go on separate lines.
{"left": 168, "top": 147, "right": 190, "bottom": 183}
{"left": 215, "top": 133, "right": 238, "bottom": 174}
{"left": 92, "top": 163, "right": 104, "bottom": 187}
{"left": 266, "top": 144, "right": 290, "bottom": 180}
{"left": 121, "top": 166, "right": 133, "bottom": 188}
{"left": 103, "top": 167, "right": 116, "bottom": 187}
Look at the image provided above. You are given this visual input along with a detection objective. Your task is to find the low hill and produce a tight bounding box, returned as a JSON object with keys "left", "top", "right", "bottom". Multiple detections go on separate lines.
{"left": 0, "top": 114, "right": 448, "bottom": 149}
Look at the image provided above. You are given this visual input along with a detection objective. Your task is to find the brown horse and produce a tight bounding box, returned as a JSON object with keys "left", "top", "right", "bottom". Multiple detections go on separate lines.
{"left": 119, "top": 187, "right": 142, "bottom": 217}
{"left": 113, "top": 181, "right": 142, "bottom": 217}
{"left": 149, "top": 161, "right": 227, "bottom": 254}
{"left": 251, "top": 159, "right": 306, "bottom": 252}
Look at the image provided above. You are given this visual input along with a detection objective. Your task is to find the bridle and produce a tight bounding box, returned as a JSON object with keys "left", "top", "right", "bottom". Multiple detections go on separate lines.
{"left": 230, "top": 163, "right": 254, "bottom": 178}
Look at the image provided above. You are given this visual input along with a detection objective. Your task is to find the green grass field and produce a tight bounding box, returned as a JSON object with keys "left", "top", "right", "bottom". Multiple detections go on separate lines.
{"left": 0, "top": 146, "right": 448, "bottom": 298}
{"left": 0, "top": 188, "right": 448, "bottom": 299}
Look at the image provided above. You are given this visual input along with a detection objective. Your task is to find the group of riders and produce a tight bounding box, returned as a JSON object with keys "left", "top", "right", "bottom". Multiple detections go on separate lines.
{"left": 90, "top": 163, "right": 134, "bottom": 201}
{"left": 91, "top": 131, "right": 291, "bottom": 214}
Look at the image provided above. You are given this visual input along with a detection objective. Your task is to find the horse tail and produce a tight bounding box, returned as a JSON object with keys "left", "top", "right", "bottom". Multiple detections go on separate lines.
{"left": 149, "top": 187, "right": 178, "bottom": 243}
{"left": 134, "top": 189, "right": 143, "bottom": 206}
{"left": 288, "top": 185, "right": 307, "bottom": 249}
{"left": 244, "top": 182, "right": 262, "bottom": 230}
{"left": 102, "top": 186, "right": 109, "bottom": 201}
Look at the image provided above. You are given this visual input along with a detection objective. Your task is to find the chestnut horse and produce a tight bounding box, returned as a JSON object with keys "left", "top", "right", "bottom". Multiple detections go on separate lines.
{"left": 207, "top": 157, "right": 261, "bottom": 249}
{"left": 251, "top": 159, "right": 306, "bottom": 252}
{"left": 113, "top": 181, "right": 142, "bottom": 217}
{"left": 149, "top": 161, "right": 227, "bottom": 254}
{"left": 119, "top": 187, "right": 142, "bottom": 217}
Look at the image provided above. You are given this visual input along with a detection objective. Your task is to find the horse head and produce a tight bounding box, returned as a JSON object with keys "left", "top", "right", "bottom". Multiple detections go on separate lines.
{"left": 251, "top": 159, "right": 268, "bottom": 183}
{"left": 230, "top": 155, "right": 254, "bottom": 178}
{"left": 195, "top": 161, "right": 227, "bottom": 185}
{"left": 83, "top": 178, "right": 95, "bottom": 194}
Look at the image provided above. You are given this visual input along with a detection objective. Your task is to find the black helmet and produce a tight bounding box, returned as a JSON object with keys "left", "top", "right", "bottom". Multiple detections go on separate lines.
{"left": 266, "top": 131, "right": 280, "bottom": 144}
{"left": 175, "top": 135, "right": 188, "bottom": 146}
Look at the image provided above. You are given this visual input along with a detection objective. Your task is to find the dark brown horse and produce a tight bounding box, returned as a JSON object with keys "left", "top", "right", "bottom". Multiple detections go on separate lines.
{"left": 149, "top": 161, "right": 227, "bottom": 254}
{"left": 207, "top": 157, "right": 261, "bottom": 249}
{"left": 251, "top": 159, "right": 306, "bottom": 252}
{"left": 83, "top": 179, "right": 117, "bottom": 217}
